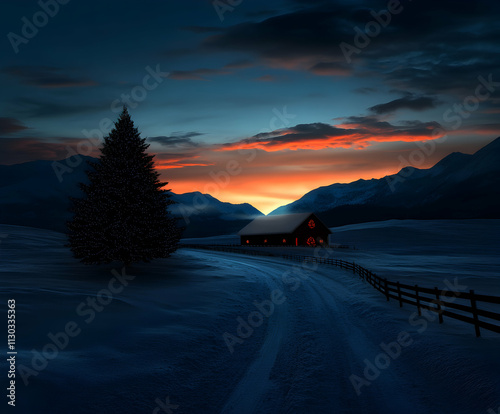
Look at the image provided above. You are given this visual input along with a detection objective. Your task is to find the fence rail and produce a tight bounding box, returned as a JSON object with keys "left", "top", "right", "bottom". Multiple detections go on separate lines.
{"left": 182, "top": 244, "right": 500, "bottom": 337}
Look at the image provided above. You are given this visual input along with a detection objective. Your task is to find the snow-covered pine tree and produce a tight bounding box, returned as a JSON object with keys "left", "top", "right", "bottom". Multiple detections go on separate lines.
{"left": 67, "top": 107, "right": 181, "bottom": 265}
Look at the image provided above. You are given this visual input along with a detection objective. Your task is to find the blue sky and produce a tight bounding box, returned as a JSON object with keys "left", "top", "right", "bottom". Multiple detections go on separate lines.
{"left": 1, "top": 0, "right": 499, "bottom": 212}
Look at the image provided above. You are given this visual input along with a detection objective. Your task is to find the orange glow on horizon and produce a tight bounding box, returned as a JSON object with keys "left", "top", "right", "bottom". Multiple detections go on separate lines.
{"left": 162, "top": 165, "right": 402, "bottom": 214}
{"left": 154, "top": 134, "right": 491, "bottom": 214}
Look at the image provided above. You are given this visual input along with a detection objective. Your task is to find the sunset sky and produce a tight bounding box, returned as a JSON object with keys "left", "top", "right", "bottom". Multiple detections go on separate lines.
{"left": 1, "top": 0, "right": 499, "bottom": 213}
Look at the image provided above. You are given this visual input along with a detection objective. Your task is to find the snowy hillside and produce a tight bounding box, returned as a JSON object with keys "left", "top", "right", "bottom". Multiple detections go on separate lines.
{"left": 1, "top": 224, "right": 499, "bottom": 413}
{"left": 183, "top": 219, "right": 500, "bottom": 294}
{"left": 270, "top": 178, "right": 381, "bottom": 215}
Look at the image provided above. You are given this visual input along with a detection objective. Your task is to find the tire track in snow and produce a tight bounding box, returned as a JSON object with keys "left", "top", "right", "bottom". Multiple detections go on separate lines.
{"left": 216, "top": 257, "right": 290, "bottom": 414}
{"left": 182, "top": 249, "right": 500, "bottom": 413}
{"left": 303, "top": 269, "right": 460, "bottom": 414}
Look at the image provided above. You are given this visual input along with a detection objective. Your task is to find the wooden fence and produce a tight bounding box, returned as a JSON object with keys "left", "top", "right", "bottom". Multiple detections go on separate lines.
{"left": 182, "top": 244, "right": 500, "bottom": 337}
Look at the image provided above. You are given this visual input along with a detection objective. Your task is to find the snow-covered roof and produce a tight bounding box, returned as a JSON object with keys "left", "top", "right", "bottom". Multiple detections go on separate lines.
{"left": 238, "top": 212, "right": 314, "bottom": 236}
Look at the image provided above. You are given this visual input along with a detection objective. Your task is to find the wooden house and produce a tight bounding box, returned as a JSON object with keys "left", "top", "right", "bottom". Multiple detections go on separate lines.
{"left": 238, "top": 212, "right": 331, "bottom": 246}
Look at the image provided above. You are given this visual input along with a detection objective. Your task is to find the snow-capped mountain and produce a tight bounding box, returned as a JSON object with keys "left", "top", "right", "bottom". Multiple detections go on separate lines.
{"left": 0, "top": 156, "right": 262, "bottom": 237}
{"left": 270, "top": 178, "right": 381, "bottom": 216}
{"left": 2, "top": 137, "right": 499, "bottom": 236}
{"left": 169, "top": 191, "right": 262, "bottom": 237}
{"left": 270, "top": 137, "right": 500, "bottom": 226}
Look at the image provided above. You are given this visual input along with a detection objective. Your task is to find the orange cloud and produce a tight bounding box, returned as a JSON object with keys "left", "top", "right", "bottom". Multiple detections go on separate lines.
{"left": 156, "top": 134, "right": 494, "bottom": 214}
{"left": 217, "top": 118, "right": 445, "bottom": 153}
{"left": 156, "top": 162, "right": 215, "bottom": 169}
{"left": 481, "top": 108, "right": 500, "bottom": 115}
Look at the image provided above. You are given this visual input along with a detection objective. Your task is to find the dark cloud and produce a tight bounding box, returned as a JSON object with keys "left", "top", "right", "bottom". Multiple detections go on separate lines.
{"left": 0, "top": 118, "right": 28, "bottom": 135}
{"left": 149, "top": 132, "right": 204, "bottom": 147}
{"left": 354, "top": 87, "right": 378, "bottom": 94}
{"left": 169, "top": 68, "right": 230, "bottom": 80}
{"left": 183, "top": 26, "right": 224, "bottom": 33}
{"left": 153, "top": 150, "right": 213, "bottom": 170}
{"left": 193, "top": 0, "right": 500, "bottom": 94}
{"left": 1, "top": 66, "right": 96, "bottom": 88}
{"left": 219, "top": 116, "right": 443, "bottom": 151}
{"left": 244, "top": 9, "right": 279, "bottom": 18}
{"left": 340, "top": 116, "right": 442, "bottom": 137}
{"left": 350, "top": 1, "right": 500, "bottom": 94}
{"left": 223, "top": 60, "right": 254, "bottom": 69}
{"left": 289, "top": 0, "right": 340, "bottom": 5}
{"left": 0, "top": 137, "right": 98, "bottom": 165}
{"left": 252, "top": 122, "right": 346, "bottom": 140}
{"left": 309, "top": 61, "right": 351, "bottom": 76}
{"left": 8, "top": 97, "right": 98, "bottom": 118}
{"left": 369, "top": 95, "right": 441, "bottom": 114}
{"left": 155, "top": 152, "right": 197, "bottom": 161}
{"left": 169, "top": 59, "right": 254, "bottom": 81}
{"left": 201, "top": 10, "right": 350, "bottom": 69}
{"left": 254, "top": 75, "right": 277, "bottom": 82}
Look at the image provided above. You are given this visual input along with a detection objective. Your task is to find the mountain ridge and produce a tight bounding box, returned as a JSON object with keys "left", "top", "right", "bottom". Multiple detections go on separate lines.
{"left": 1, "top": 137, "right": 499, "bottom": 235}
{"left": 0, "top": 156, "right": 263, "bottom": 237}
{"left": 269, "top": 137, "right": 500, "bottom": 227}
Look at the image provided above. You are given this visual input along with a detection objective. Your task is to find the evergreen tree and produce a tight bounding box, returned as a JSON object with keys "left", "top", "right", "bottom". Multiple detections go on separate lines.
{"left": 67, "top": 107, "right": 181, "bottom": 265}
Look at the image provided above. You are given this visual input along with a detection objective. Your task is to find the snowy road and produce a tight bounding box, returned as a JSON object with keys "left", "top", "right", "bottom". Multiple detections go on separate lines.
{"left": 179, "top": 249, "right": 500, "bottom": 414}
{"left": 1, "top": 225, "right": 500, "bottom": 413}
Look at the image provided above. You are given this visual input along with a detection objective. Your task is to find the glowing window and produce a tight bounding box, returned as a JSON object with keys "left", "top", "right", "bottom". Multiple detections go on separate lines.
{"left": 283, "top": 239, "right": 286, "bottom": 243}
{"left": 246, "top": 240, "right": 249, "bottom": 244}
{"left": 308, "top": 220, "right": 316, "bottom": 229}
{"left": 264, "top": 239, "right": 267, "bottom": 243}
{"left": 306, "top": 237, "right": 316, "bottom": 247}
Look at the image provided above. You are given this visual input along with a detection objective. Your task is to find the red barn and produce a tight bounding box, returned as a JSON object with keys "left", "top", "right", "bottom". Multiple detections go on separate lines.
{"left": 238, "top": 212, "right": 331, "bottom": 246}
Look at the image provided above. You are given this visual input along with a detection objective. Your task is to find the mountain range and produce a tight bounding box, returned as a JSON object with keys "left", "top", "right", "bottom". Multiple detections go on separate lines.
{"left": 0, "top": 156, "right": 262, "bottom": 237}
{"left": 0, "top": 137, "right": 499, "bottom": 237}
{"left": 270, "top": 137, "right": 500, "bottom": 226}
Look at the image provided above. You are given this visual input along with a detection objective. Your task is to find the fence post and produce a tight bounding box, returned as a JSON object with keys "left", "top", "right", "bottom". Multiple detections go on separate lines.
{"left": 384, "top": 278, "right": 389, "bottom": 301}
{"left": 470, "top": 289, "right": 481, "bottom": 337}
{"left": 415, "top": 285, "right": 421, "bottom": 316}
{"left": 434, "top": 287, "right": 443, "bottom": 324}
{"left": 397, "top": 282, "right": 402, "bottom": 307}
